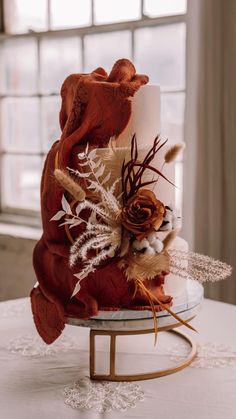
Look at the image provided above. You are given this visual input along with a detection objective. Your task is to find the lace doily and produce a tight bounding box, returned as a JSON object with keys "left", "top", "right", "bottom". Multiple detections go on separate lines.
{"left": 64, "top": 377, "right": 144, "bottom": 412}
{"left": 6, "top": 331, "right": 236, "bottom": 370}
{"left": 169, "top": 342, "right": 236, "bottom": 368}
{"left": 6, "top": 333, "right": 80, "bottom": 356}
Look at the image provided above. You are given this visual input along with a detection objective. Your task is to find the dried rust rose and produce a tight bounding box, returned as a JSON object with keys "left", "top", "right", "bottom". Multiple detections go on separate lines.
{"left": 121, "top": 189, "right": 165, "bottom": 240}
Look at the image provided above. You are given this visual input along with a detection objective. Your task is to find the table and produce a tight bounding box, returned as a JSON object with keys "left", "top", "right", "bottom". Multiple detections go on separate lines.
{"left": 0, "top": 296, "right": 236, "bottom": 419}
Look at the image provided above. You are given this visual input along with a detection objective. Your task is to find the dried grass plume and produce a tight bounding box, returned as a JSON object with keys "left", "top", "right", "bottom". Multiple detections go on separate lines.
{"left": 164, "top": 143, "right": 185, "bottom": 163}
{"left": 54, "top": 169, "right": 86, "bottom": 201}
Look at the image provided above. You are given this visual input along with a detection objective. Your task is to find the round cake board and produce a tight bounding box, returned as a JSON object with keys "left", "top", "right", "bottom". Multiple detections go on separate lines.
{"left": 66, "top": 280, "right": 203, "bottom": 331}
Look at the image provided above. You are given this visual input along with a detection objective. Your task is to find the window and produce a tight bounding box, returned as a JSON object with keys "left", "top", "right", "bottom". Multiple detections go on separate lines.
{"left": 0, "top": 0, "right": 187, "bottom": 218}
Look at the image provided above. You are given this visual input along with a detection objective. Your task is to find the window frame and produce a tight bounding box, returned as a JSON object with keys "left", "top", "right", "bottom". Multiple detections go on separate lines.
{"left": 0, "top": 0, "right": 187, "bottom": 226}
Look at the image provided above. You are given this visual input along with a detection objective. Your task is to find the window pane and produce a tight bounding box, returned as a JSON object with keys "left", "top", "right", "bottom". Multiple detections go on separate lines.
{"left": 50, "top": 0, "right": 91, "bottom": 29}
{"left": 134, "top": 24, "right": 186, "bottom": 91}
{"left": 0, "top": 38, "right": 38, "bottom": 94}
{"left": 1, "top": 98, "right": 40, "bottom": 153}
{"left": 84, "top": 31, "right": 132, "bottom": 73}
{"left": 40, "top": 36, "right": 82, "bottom": 94}
{"left": 4, "top": 0, "right": 48, "bottom": 34}
{"left": 144, "top": 0, "right": 187, "bottom": 17}
{"left": 94, "top": 0, "right": 141, "bottom": 24}
{"left": 2, "top": 155, "right": 42, "bottom": 211}
{"left": 161, "top": 93, "right": 185, "bottom": 143}
{"left": 41, "top": 96, "right": 61, "bottom": 152}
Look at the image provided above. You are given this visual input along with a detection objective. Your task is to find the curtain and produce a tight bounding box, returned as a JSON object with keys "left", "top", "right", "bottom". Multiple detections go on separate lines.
{"left": 183, "top": 0, "right": 236, "bottom": 304}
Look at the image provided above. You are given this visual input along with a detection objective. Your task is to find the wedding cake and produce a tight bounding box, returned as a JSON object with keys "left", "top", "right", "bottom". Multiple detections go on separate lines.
{"left": 31, "top": 59, "right": 231, "bottom": 344}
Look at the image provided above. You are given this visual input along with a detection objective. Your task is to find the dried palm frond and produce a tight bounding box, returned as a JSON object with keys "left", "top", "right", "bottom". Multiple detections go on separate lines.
{"left": 95, "top": 146, "right": 130, "bottom": 198}
{"left": 118, "top": 251, "right": 170, "bottom": 281}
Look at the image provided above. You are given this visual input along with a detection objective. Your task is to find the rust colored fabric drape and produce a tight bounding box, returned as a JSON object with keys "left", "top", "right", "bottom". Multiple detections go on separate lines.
{"left": 31, "top": 59, "right": 172, "bottom": 344}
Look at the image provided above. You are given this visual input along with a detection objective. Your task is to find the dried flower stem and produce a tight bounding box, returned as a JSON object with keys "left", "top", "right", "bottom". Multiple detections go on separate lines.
{"left": 54, "top": 169, "right": 86, "bottom": 201}
{"left": 121, "top": 135, "right": 173, "bottom": 204}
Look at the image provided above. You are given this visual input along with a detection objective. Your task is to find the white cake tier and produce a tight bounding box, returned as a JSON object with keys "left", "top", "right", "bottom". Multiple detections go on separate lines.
{"left": 157, "top": 232, "right": 188, "bottom": 297}
{"left": 117, "top": 84, "right": 179, "bottom": 207}
{"left": 94, "top": 84, "right": 187, "bottom": 300}
{"left": 117, "top": 85, "right": 161, "bottom": 148}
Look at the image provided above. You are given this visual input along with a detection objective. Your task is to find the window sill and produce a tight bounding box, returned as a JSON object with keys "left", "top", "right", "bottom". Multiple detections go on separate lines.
{"left": 0, "top": 214, "right": 42, "bottom": 240}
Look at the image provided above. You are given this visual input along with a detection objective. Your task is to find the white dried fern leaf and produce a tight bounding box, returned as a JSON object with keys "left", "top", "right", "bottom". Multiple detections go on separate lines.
{"left": 75, "top": 199, "right": 114, "bottom": 223}
{"left": 109, "top": 177, "right": 121, "bottom": 195}
{"left": 87, "top": 180, "right": 120, "bottom": 214}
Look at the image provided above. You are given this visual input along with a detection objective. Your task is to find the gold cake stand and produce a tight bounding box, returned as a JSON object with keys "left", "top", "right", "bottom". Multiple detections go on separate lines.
{"left": 67, "top": 280, "right": 203, "bottom": 381}
{"left": 89, "top": 318, "right": 197, "bottom": 381}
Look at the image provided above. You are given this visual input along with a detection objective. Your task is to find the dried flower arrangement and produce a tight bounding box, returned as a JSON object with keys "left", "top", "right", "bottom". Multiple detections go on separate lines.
{"left": 51, "top": 135, "right": 232, "bottom": 337}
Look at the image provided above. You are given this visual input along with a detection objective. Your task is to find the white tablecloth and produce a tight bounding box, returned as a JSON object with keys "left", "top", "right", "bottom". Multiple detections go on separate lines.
{"left": 0, "top": 297, "right": 236, "bottom": 419}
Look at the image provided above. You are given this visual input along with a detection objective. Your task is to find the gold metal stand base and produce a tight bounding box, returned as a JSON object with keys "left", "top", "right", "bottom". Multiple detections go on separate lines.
{"left": 90, "top": 328, "right": 197, "bottom": 381}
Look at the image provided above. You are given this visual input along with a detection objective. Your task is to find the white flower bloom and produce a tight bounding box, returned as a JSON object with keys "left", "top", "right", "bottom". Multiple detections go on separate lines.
{"left": 152, "top": 239, "right": 164, "bottom": 254}
{"left": 132, "top": 239, "right": 149, "bottom": 251}
{"left": 147, "top": 231, "right": 158, "bottom": 244}
{"left": 145, "top": 246, "right": 156, "bottom": 255}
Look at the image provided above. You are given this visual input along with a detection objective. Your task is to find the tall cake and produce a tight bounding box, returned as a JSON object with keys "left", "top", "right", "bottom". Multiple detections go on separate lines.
{"left": 96, "top": 84, "right": 188, "bottom": 298}
{"left": 31, "top": 59, "right": 231, "bottom": 344}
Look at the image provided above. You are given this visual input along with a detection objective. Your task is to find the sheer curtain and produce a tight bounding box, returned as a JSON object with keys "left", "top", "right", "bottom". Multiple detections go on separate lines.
{"left": 183, "top": 0, "right": 236, "bottom": 304}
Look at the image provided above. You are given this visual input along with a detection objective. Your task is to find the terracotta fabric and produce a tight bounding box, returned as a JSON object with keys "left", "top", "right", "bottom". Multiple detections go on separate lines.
{"left": 31, "top": 59, "right": 172, "bottom": 344}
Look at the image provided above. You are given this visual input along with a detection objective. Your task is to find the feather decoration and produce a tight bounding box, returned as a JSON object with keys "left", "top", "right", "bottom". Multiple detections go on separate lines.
{"left": 134, "top": 277, "right": 197, "bottom": 345}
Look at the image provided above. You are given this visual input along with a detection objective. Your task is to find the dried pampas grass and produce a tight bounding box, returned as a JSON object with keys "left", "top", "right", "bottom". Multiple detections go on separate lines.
{"left": 54, "top": 169, "right": 86, "bottom": 201}
{"left": 164, "top": 143, "right": 185, "bottom": 164}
